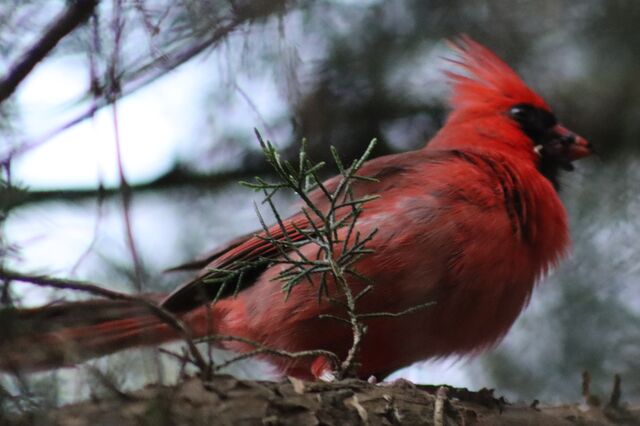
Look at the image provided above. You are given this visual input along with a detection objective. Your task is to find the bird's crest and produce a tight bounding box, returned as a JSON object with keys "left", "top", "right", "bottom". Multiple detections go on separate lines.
{"left": 445, "top": 36, "right": 549, "bottom": 114}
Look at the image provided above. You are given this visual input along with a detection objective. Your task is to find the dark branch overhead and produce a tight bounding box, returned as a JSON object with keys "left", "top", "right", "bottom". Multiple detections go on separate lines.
{"left": 1, "top": 164, "right": 270, "bottom": 211}
{"left": 0, "top": 0, "right": 99, "bottom": 104}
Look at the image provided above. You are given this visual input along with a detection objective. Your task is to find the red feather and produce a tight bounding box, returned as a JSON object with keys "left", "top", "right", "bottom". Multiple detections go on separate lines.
{"left": 445, "top": 35, "right": 550, "bottom": 118}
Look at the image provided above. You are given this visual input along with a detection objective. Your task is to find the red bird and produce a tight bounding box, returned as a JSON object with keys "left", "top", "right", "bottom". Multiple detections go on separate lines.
{"left": 0, "top": 38, "right": 592, "bottom": 380}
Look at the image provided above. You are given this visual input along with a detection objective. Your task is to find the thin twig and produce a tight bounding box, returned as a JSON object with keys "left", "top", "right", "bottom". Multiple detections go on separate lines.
{"left": 194, "top": 334, "right": 341, "bottom": 373}
{"left": 233, "top": 81, "right": 274, "bottom": 138}
{"left": 69, "top": 182, "right": 105, "bottom": 275}
{"left": 318, "top": 313, "right": 351, "bottom": 325}
{"left": 358, "top": 302, "right": 436, "bottom": 319}
{"left": 108, "top": 0, "right": 146, "bottom": 293}
{"left": 85, "top": 365, "right": 138, "bottom": 402}
{"left": 158, "top": 347, "right": 199, "bottom": 369}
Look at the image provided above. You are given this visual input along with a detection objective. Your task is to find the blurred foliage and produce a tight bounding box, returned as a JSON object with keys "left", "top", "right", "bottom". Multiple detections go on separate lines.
{"left": 2, "top": 0, "right": 638, "bottom": 165}
{"left": 0, "top": 0, "right": 639, "bottom": 403}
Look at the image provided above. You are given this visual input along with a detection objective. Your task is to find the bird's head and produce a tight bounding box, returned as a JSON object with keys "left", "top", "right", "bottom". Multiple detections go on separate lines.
{"left": 433, "top": 36, "right": 593, "bottom": 187}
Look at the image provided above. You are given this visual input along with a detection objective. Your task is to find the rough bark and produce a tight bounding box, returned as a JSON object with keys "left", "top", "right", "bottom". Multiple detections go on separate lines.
{"left": 5, "top": 375, "right": 639, "bottom": 426}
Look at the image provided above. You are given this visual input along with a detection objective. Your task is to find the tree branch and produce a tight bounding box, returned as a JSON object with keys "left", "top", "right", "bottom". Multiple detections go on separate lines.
{"left": 0, "top": 0, "right": 99, "bottom": 104}
{"left": 0, "top": 0, "right": 294, "bottom": 163}
{"left": 0, "top": 268, "right": 209, "bottom": 376}
{"left": 8, "top": 375, "right": 640, "bottom": 426}
{"left": 2, "top": 164, "right": 269, "bottom": 211}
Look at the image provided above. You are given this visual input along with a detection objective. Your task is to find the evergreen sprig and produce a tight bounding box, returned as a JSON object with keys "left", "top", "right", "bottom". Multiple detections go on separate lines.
{"left": 241, "top": 130, "right": 379, "bottom": 300}
{"left": 240, "top": 130, "right": 380, "bottom": 377}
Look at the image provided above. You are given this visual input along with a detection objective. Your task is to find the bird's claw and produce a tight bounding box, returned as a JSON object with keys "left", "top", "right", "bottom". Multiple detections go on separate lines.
{"left": 319, "top": 370, "right": 337, "bottom": 382}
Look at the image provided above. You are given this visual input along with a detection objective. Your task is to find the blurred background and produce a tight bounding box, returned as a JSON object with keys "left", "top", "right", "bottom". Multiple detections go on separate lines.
{"left": 1, "top": 0, "right": 639, "bottom": 407}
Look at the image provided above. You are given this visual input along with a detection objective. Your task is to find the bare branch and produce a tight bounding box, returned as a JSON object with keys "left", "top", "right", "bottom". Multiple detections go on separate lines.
{"left": 0, "top": 268, "right": 209, "bottom": 376}
{"left": 194, "top": 334, "right": 341, "bottom": 373}
{"left": 357, "top": 301, "right": 436, "bottom": 319}
{"left": 0, "top": 0, "right": 295, "bottom": 163}
{"left": 0, "top": 0, "right": 99, "bottom": 104}
{"left": 318, "top": 313, "right": 351, "bottom": 325}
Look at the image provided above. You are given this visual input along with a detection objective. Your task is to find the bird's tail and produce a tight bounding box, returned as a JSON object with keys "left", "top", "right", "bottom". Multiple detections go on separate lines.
{"left": 0, "top": 297, "right": 208, "bottom": 373}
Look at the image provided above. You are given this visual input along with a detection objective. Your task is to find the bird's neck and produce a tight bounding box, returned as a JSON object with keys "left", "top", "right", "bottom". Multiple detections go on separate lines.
{"left": 426, "top": 127, "right": 570, "bottom": 272}
{"left": 469, "top": 148, "right": 571, "bottom": 272}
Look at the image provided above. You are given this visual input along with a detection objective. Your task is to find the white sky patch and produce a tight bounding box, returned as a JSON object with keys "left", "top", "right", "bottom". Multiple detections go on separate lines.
{"left": 12, "top": 55, "right": 208, "bottom": 190}
{"left": 388, "top": 358, "right": 475, "bottom": 388}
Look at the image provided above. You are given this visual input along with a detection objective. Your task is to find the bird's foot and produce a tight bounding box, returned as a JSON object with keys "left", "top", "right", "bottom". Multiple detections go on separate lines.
{"left": 311, "top": 355, "right": 337, "bottom": 382}
{"left": 318, "top": 370, "right": 337, "bottom": 382}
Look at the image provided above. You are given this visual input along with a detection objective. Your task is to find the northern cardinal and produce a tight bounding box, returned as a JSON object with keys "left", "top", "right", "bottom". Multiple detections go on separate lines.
{"left": 0, "top": 37, "right": 592, "bottom": 380}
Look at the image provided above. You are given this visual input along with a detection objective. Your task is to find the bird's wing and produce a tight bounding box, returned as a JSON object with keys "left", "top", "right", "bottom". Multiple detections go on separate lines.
{"left": 161, "top": 214, "right": 315, "bottom": 312}
{"left": 161, "top": 152, "right": 418, "bottom": 313}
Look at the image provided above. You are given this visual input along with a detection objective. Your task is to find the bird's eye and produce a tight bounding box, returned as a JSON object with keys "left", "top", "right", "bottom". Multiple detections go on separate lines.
{"left": 509, "top": 105, "right": 532, "bottom": 122}
{"left": 509, "top": 104, "right": 557, "bottom": 130}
